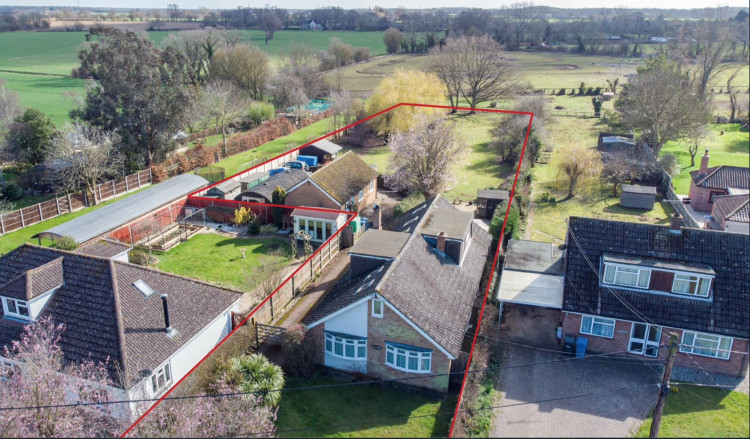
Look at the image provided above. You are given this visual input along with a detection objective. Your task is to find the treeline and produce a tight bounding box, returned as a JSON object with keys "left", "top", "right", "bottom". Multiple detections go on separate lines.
{"left": 0, "top": 12, "right": 49, "bottom": 32}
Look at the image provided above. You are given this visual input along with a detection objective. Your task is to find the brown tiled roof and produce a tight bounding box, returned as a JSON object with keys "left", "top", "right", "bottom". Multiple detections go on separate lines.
{"left": 0, "top": 246, "right": 64, "bottom": 300}
{"left": 713, "top": 194, "right": 749, "bottom": 223}
{"left": 75, "top": 239, "right": 131, "bottom": 259}
{"left": 310, "top": 151, "right": 379, "bottom": 204}
{"left": 0, "top": 245, "right": 242, "bottom": 389}
{"left": 690, "top": 166, "right": 749, "bottom": 190}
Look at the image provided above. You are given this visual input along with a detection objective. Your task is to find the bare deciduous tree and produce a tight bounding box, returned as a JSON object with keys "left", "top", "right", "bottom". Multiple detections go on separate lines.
{"left": 430, "top": 39, "right": 465, "bottom": 112}
{"left": 268, "top": 71, "right": 308, "bottom": 112}
{"left": 245, "top": 248, "right": 289, "bottom": 304}
{"left": 0, "top": 79, "right": 21, "bottom": 131}
{"left": 278, "top": 44, "right": 327, "bottom": 100}
{"left": 329, "top": 90, "right": 362, "bottom": 138}
{"left": 44, "top": 122, "right": 123, "bottom": 205}
{"left": 726, "top": 66, "right": 744, "bottom": 121}
{"left": 455, "top": 36, "right": 517, "bottom": 113}
{"left": 385, "top": 117, "right": 467, "bottom": 198}
{"left": 690, "top": 20, "right": 735, "bottom": 97}
{"left": 601, "top": 149, "right": 658, "bottom": 196}
{"left": 202, "top": 81, "right": 248, "bottom": 156}
{"left": 210, "top": 45, "right": 270, "bottom": 100}
{"left": 556, "top": 145, "right": 601, "bottom": 198}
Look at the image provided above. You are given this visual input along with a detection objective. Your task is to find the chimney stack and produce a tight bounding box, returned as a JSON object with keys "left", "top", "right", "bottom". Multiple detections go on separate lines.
{"left": 699, "top": 149, "right": 710, "bottom": 174}
{"left": 161, "top": 294, "right": 173, "bottom": 335}
{"left": 670, "top": 213, "right": 683, "bottom": 235}
{"left": 372, "top": 204, "right": 382, "bottom": 230}
{"left": 437, "top": 232, "right": 446, "bottom": 253}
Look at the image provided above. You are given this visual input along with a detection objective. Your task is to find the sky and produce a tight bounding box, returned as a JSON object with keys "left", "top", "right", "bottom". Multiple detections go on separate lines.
{"left": 4, "top": 0, "right": 749, "bottom": 10}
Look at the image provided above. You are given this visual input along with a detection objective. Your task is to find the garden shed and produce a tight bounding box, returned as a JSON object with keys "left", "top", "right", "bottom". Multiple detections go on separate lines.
{"left": 299, "top": 139, "right": 343, "bottom": 164}
{"left": 476, "top": 189, "right": 510, "bottom": 219}
{"left": 205, "top": 179, "right": 241, "bottom": 200}
{"left": 35, "top": 173, "right": 208, "bottom": 245}
{"left": 620, "top": 184, "right": 657, "bottom": 210}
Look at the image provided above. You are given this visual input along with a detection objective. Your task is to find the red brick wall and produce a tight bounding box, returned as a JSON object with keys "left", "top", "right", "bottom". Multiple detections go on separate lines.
{"left": 562, "top": 312, "right": 749, "bottom": 377}
{"left": 354, "top": 179, "right": 378, "bottom": 213}
{"left": 689, "top": 180, "right": 727, "bottom": 213}
{"left": 286, "top": 181, "right": 342, "bottom": 210}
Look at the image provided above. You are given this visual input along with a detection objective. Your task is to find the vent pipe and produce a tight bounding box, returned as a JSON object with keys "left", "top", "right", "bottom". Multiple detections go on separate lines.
{"left": 161, "top": 294, "right": 172, "bottom": 335}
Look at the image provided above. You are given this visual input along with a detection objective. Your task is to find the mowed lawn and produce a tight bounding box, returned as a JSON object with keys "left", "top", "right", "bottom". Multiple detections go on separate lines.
{"left": 661, "top": 124, "right": 749, "bottom": 195}
{"left": 276, "top": 375, "right": 453, "bottom": 438}
{"left": 635, "top": 386, "right": 749, "bottom": 438}
{"left": 153, "top": 233, "right": 290, "bottom": 291}
{"left": 0, "top": 71, "right": 86, "bottom": 126}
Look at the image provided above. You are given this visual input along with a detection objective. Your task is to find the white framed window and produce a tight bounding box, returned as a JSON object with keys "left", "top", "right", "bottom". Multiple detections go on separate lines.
{"left": 369, "top": 181, "right": 374, "bottom": 191}
{"left": 603, "top": 264, "right": 650, "bottom": 289}
{"left": 672, "top": 274, "right": 711, "bottom": 297}
{"left": 358, "top": 189, "right": 364, "bottom": 200}
{"left": 2, "top": 297, "right": 30, "bottom": 320}
{"left": 372, "top": 298, "right": 383, "bottom": 318}
{"left": 580, "top": 315, "right": 616, "bottom": 338}
{"left": 151, "top": 362, "right": 172, "bottom": 394}
{"left": 680, "top": 331, "right": 732, "bottom": 360}
{"left": 325, "top": 332, "right": 367, "bottom": 360}
{"left": 385, "top": 343, "right": 432, "bottom": 373}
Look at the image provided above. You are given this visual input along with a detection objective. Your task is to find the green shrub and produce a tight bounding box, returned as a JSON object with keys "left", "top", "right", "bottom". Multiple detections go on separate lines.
{"left": 248, "top": 101, "right": 275, "bottom": 126}
{"left": 248, "top": 217, "right": 261, "bottom": 235}
{"left": 282, "top": 324, "right": 316, "bottom": 378}
{"left": 129, "top": 248, "right": 150, "bottom": 265}
{"left": 52, "top": 235, "right": 78, "bottom": 251}
{"left": 540, "top": 192, "right": 550, "bottom": 202}
{"left": 557, "top": 88, "right": 566, "bottom": 96}
{"left": 393, "top": 191, "right": 426, "bottom": 217}
{"left": 1, "top": 182, "right": 24, "bottom": 201}
{"left": 231, "top": 353, "right": 285, "bottom": 407}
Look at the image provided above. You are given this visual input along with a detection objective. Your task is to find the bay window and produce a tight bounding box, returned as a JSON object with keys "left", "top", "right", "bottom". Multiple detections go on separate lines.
{"left": 580, "top": 315, "right": 616, "bottom": 338}
{"left": 680, "top": 331, "right": 732, "bottom": 360}
{"left": 385, "top": 343, "right": 432, "bottom": 373}
{"left": 325, "top": 332, "right": 367, "bottom": 360}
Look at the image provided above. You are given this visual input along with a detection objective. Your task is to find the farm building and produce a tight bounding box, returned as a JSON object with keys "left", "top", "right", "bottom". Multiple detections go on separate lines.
{"left": 35, "top": 173, "right": 208, "bottom": 246}
{"left": 205, "top": 179, "right": 241, "bottom": 199}
{"left": 620, "top": 184, "right": 657, "bottom": 210}
{"left": 299, "top": 139, "right": 343, "bottom": 165}
{"left": 235, "top": 168, "right": 307, "bottom": 203}
{"left": 476, "top": 189, "right": 510, "bottom": 218}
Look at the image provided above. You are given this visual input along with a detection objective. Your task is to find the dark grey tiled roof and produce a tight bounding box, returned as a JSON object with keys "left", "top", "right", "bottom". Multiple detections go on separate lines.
{"left": 563, "top": 217, "right": 750, "bottom": 339}
{"left": 621, "top": 184, "right": 657, "bottom": 195}
{"left": 713, "top": 194, "right": 749, "bottom": 223}
{"left": 302, "top": 262, "right": 391, "bottom": 326}
{"left": 350, "top": 229, "right": 410, "bottom": 259}
{"left": 239, "top": 168, "right": 307, "bottom": 201}
{"left": 0, "top": 245, "right": 242, "bottom": 389}
{"left": 0, "top": 245, "right": 64, "bottom": 300}
{"left": 504, "top": 239, "right": 564, "bottom": 275}
{"left": 690, "top": 166, "right": 749, "bottom": 190}
{"left": 477, "top": 189, "right": 510, "bottom": 200}
{"left": 75, "top": 239, "right": 131, "bottom": 259}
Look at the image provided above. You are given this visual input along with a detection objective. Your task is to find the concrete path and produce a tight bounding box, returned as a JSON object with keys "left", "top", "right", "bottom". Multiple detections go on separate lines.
{"left": 490, "top": 345, "right": 661, "bottom": 438}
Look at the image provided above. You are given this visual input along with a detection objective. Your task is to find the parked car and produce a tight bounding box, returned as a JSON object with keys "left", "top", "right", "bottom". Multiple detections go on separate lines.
{"left": 283, "top": 160, "right": 309, "bottom": 171}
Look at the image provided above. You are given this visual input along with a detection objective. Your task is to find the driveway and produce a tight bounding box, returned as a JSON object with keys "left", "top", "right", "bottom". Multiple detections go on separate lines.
{"left": 490, "top": 345, "right": 661, "bottom": 437}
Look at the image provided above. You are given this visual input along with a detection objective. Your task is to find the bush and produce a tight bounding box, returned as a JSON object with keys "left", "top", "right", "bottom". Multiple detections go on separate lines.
{"left": 353, "top": 47, "right": 371, "bottom": 63}
{"left": 557, "top": 88, "right": 566, "bottom": 96}
{"left": 248, "top": 217, "right": 261, "bottom": 235}
{"left": 235, "top": 206, "right": 253, "bottom": 226}
{"left": 658, "top": 152, "right": 681, "bottom": 178}
{"left": 230, "top": 354, "right": 285, "bottom": 407}
{"left": 129, "top": 248, "right": 150, "bottom": 265}
{"left": 282, "top": 324, "right": 316, "bottom": 378}
{"left": 248, "top": 101, "right": 275, "bottom": 126}
{"left": 259, "top": 224, "right": 278, "bottom": 234}
{"left": 1, "top": 182, "right": 23, "bottom": 201}
{"left": 52, "top": 235, "right": 78, "bottom": 251}
{"left": 150, "top": 164, "right": 168, "bottom": 183}
{"left": 540, "top": 192, "right": 550, "bottom": 202}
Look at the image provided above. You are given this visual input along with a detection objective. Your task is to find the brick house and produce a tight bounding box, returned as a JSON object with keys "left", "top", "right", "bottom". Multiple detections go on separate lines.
{"left": 0, "top": 244, "right": 242, "bottom": 421}
{"left": 688, "top": 149, "right": 749, "bottom": 212}
{"left": 709, "top": 194, "right": 749, "bottom": 235}
{"left": 561, "top": 216, "right": 749, "bottom": 377}
{"left": 286, "top": 151, "right": 379, "bottom": 213}
{"left": 303, "top": 196, "right": 492, "bottom": 392}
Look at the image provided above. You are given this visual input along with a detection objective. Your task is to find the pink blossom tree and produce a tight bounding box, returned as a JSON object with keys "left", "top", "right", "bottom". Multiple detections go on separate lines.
{"left": 0, "top": 317, "right": 122, "bottom": 437}
{"left": 385, "top": 116, "right": 467, "bottom": 198}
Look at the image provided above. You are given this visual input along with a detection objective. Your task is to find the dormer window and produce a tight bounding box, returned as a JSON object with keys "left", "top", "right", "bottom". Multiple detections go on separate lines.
{"left": 672, "top": 274, "right": 711, "bottom": 297}
{"left": 2, "top": 297, "right": 30, "bottom": 320}
{"left": 603, "top": 264, "right": 650, "bottom": 289}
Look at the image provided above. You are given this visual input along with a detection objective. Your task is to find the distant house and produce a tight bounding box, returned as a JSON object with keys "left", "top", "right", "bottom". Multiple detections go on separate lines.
{"left": 0, "top": 244, "right": 242, "bottom": 421}
{"left": 620, "top": 184, "right": 657, "bottom": 210}
{"left": 205, "top": 179, "right": 241, "bottom": 200}
{"left": 561, "top": 216, "right": 749, "bottom": 377}
{"left": 601, "top": 91, "right": 615, "bottom": 101}
{"left": 476, "top": 189, "right": 510, "bottom": 219}
{"left": 286, "top": 151, "right": 379, "bottom": 213}
{"left": 299, "top": 139, "right": 343, "bottom": 165}
{"left": 235, "top": 168, "right": 307, "bottom": 203}
{"left": 688, "top": 149, "right": 749, "bottom": 212}
{"left": 303, "top": 196, "right": 492, "bottom": 392}
{"left": 650, "top": 36, "right": 667, "bottom": 43}
{"left": 709, "top": 194, "right": 749, "bottom": 234}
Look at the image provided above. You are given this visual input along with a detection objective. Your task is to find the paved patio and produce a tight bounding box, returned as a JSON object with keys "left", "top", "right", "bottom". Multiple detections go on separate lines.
{"left": 491, "top": 345, "right": 661, "bottom": 438}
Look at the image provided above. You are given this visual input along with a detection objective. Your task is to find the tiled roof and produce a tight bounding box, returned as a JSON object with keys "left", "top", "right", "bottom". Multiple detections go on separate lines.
{"left": 563, "top": 217, "right": 750, "bottom": 339}
{"left": 0, "top": 245, "right": 242, "bottom": 389}
{"left": 621, "top": 184, "right": 657, "bottom": 195}
{"left": 0, "top": 246, "right": 64, "bottom": 300}
{"left": 713, "top": 194, "right": 749, "bottom": 224}
{"left": 690, "top": 166, "right": 749, "bottom": 190}
{"left": 75, "top": 239, "right": 131, "bottom": 259}
{"left": 310, "top": 151, "right": 379, "bottom": 204}
{"left": 241, "top": 168, "right": 307, "bottom": 201}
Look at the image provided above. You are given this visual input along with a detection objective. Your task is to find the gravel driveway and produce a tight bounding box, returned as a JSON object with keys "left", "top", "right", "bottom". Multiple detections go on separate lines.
{"left": 490, "top": 344, "right": 662, "bottom": 438}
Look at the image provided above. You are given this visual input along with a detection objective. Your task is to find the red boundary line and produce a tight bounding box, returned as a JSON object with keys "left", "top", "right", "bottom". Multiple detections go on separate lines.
{"left": 121, "top": 103, "right": 532, "bottom": 437}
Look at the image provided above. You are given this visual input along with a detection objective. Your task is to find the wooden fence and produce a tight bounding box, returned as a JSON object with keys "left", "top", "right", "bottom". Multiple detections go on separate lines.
{"left": 0, "top": 169, "right": 152, "bottom": 237}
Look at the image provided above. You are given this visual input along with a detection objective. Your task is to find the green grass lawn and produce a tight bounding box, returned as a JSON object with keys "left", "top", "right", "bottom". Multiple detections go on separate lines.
{"left": 661, "top": 124, "right": 749, "bottom": 195}
{"left": 215, "top": 118, "right": 335, "bottom": 176}
{"left": 0, "top": 71, "right": 86, "bottom": 126}
{"left": 340, "top": 145, "right": 391, "bottom": 172}
{"left": 635, "top": 385, "right": 749, "bottom": 438}
{"left": 153, "top": 233, "right": 290, "bottom": 291}
{"left": 0, "top": 186, "right": 148, "bottom": 255}
{"left": 276, "top": 375, "right": 453, "bottom": 438}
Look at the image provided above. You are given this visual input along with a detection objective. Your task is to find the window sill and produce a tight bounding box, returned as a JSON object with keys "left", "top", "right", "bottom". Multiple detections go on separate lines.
{"left": 325, "top": 351, "right": 367, "bottom": 361}
{"left": 384, "top": 362, "right": 432, "bottom": 374}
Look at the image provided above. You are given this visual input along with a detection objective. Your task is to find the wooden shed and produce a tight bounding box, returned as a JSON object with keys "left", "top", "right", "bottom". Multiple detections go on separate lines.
{"left": 476, "top": 189, "right": 510, "bottom": 219}
{"left": 620, "top": 184, "right": 657, "bottom": 210}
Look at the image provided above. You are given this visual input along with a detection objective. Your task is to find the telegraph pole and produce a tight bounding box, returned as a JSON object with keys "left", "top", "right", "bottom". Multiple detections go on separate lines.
{"left": 650, "top": 332, "right": 680, "bottom": 438}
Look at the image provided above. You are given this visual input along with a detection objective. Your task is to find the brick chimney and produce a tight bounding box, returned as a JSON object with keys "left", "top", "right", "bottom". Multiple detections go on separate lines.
{"left": 670, "top": 213, "right": 683, "bottom": 235}
{"left": 437, "top": 232, "right": 446, "bottom": 253}
{"left": 699, "top": 149, "right": 710, "bottom": 174}
{"left": 372, "top": 204, "right": 382, "bottom": 230}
